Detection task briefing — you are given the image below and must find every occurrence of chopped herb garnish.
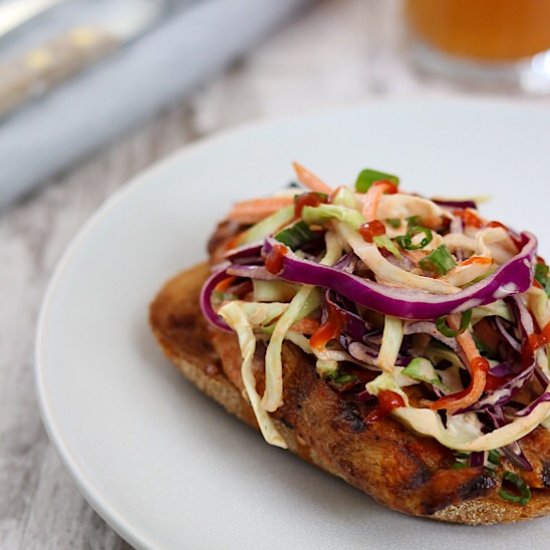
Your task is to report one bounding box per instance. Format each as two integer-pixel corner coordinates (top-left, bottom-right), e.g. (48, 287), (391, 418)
(419, 245), (457, 275)
(535, 262), (550, 296)
(326, 370), (359, 385)
(488, 450), (501, 466)
(395, 226), (433, 251)
(451, 461), (468, 469)
(498, 471), (531, 506)
(386, 218), (402, 229)
(333, 373), (359, 385)
(355, 168), (399, 193)
(406, 215), (421, 228)
(275, 221), (316, 250)
(436, 310), (473, 338)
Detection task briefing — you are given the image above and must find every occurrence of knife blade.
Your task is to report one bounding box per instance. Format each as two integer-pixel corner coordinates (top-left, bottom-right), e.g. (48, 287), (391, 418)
(0, 0), (174, 119)
(0, 0), (70, 39)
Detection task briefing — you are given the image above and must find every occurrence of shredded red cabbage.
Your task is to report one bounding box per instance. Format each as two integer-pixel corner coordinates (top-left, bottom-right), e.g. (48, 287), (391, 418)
(432, 198), (478, 210)
(261, 233), (536, 320)
(199, 264), (233, 332)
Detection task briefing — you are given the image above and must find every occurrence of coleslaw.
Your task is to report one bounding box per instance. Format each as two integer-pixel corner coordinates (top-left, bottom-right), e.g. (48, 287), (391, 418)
(200, 162), (550, 503)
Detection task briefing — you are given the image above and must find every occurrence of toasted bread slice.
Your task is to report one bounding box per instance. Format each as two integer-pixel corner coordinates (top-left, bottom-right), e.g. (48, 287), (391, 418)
(149, 263), (550, 525)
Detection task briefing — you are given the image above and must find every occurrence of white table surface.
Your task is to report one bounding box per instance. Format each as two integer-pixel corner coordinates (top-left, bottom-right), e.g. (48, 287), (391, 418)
(2, 0), (549, 548)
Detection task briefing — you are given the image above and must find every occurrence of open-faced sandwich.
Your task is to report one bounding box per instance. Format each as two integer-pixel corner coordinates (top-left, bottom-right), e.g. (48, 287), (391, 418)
(150, 163), (550, 524)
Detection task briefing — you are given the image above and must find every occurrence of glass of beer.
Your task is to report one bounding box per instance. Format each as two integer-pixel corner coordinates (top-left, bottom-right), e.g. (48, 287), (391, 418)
(405, 0), (550, 93)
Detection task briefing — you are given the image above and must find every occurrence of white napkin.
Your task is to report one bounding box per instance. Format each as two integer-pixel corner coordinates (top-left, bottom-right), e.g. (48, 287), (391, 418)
(0, 0), (311, 209)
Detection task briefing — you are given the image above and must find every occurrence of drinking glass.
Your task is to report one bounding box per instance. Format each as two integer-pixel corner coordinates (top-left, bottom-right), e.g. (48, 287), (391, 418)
(405, 0), (550, 93)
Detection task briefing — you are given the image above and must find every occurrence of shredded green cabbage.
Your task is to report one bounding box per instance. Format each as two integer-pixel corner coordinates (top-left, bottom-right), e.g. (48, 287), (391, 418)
(301, 204), (365, 230)
(262, 232), (342, 412)
(240, 205), (294, 245)
(377, 315), (403, 372)
(392, 397), (550, 452)
(218, 302), (287, 448)
(253, 280), (297, 302)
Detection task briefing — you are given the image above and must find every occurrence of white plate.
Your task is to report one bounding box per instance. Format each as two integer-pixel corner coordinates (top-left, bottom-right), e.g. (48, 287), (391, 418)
(36, 100), (550, 550)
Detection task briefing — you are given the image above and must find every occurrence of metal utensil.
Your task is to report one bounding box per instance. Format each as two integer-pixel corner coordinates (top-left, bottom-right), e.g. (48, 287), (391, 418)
(0, 0), (172, 119)
(0, 0), (69, 38)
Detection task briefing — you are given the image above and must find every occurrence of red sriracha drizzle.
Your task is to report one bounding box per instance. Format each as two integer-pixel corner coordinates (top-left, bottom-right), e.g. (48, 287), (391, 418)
(367, 390), (405, 423)
(520, 321), (550, 369)
(294, 192), (329, 218)
(484, 372), (511, 392)
(487, 220), (523, 251)
(265, 244), (288, 274)
(375, 180), (399, 194)
(528, 322), (550, 354)
(310, 303), (345, 351)
(454, 208), (483, 228)
(359, 219), (386, 243)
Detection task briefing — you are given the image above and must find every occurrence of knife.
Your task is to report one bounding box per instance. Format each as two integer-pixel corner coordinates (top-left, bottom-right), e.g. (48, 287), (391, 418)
(0, 0), (175, 119)
(0, 0), (70, 38)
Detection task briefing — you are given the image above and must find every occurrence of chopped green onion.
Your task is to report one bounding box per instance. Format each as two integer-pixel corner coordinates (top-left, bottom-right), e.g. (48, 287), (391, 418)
(436, 310), (473, 338)
(498, 471), (531, 506)
(419, 245), (457, 275)
(395, 226), (433, 251)
(535, 263), (550, 296)
(275, 221), (316, 250)
(355, 168), (399, 193)
(406, 215), (421, 227)
(451, 461), (468, 470)
(373, 234), (402, 259)
(386, 218), (401, 229)
(323, 368), (359, 385)
(316, 359), (338, 378)
(488, 450), (500, 466)
(332, 373), (359, 385)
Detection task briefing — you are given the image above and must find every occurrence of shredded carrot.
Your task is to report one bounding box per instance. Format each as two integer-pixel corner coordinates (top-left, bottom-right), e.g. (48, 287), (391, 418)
(290, 317), (320, 335)
(429, 315), (488, 413)
(459, 255), (492, 267)
(292, 162), (333, 194)
(362, 181), (398, 221)
(422, 215), (444, 230)
(225, 231), (248, 251)
(228, 196), (294, 224)
(214, 276), (237, 293)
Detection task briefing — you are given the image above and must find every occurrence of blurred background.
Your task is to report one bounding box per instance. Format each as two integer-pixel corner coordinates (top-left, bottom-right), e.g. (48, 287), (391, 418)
(2, 0), (550, 547)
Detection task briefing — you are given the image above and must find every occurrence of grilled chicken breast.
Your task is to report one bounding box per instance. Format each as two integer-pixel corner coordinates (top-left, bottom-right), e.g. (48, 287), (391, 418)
(150, 262), (550, 524)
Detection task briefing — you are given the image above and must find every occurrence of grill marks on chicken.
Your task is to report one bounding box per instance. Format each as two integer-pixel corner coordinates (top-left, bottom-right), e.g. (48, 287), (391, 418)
(209, 329), (499, 516)
(150, 262), (550, 523)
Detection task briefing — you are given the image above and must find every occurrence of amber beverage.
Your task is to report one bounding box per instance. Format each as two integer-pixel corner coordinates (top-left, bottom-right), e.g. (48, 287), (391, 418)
(405, 0), (550, 92)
